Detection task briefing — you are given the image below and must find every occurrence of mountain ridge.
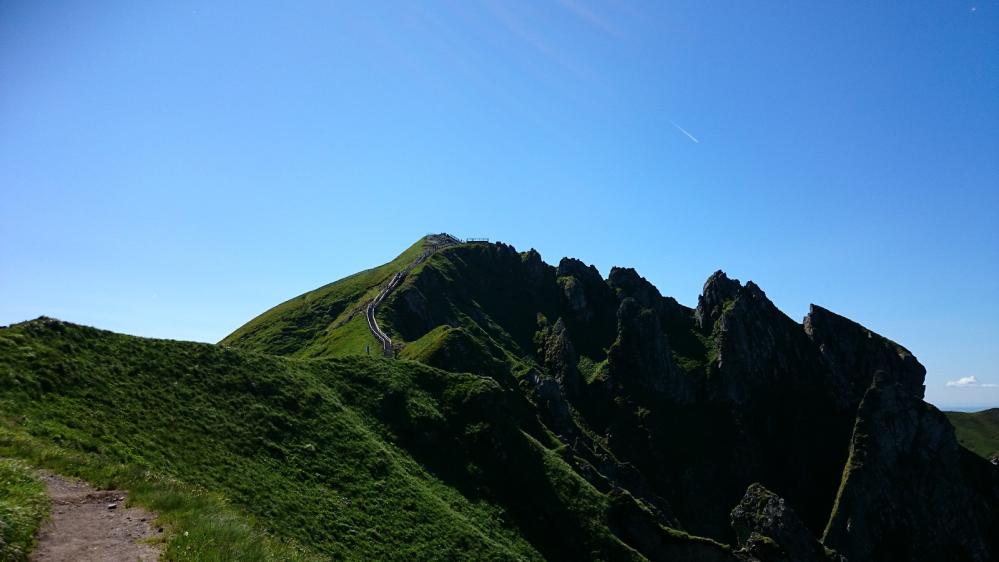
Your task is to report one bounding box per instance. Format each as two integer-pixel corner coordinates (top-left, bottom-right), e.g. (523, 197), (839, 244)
(3, 235), (996, 560)
(218, 235), (998, 560)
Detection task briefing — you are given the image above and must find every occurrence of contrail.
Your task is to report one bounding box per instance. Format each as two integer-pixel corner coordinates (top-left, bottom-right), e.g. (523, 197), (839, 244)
(670, 121), (700, 144)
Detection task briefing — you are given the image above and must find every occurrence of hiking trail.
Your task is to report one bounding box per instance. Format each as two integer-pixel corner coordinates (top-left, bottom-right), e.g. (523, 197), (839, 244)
(365, 233), (465, 357)
(31, 471), (161, 562)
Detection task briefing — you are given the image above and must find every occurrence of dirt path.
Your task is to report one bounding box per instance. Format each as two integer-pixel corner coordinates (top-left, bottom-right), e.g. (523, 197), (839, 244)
(31, 472), (162, 562)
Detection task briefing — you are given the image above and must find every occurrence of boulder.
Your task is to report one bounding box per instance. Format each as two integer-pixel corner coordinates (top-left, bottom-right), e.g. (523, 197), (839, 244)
(730, 483), (831, 562)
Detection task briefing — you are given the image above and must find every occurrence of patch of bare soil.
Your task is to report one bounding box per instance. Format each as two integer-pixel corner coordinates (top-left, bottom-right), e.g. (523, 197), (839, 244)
(30, 472), (162, 562)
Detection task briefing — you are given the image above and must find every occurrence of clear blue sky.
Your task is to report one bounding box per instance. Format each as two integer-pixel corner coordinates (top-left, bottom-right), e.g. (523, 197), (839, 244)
(2, 1), (997, 409)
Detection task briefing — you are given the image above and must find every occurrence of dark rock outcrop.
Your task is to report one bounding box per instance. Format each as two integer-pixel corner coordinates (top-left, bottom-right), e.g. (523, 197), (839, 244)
(605, 298), (691, 403)
(555, 257), (618, 357)
(556, 258), (606, 324)
(730, 483), (832, 562)
(535, 317), (581, 398)
(608, 267), (663, 310)
(805, 304), (925, 409)
(701, 274), (818, 405)
(529, 317), (582, 445)
(823, 372), (999, 562)
(695, 270), (742, 331)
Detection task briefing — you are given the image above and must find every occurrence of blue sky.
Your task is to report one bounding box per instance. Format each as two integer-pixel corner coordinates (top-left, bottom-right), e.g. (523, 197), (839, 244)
(2, 1), (997, 409)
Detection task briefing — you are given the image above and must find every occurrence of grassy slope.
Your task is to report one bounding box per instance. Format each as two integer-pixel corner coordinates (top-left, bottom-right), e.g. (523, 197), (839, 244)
(0, 458), (49, 561)
(220, 238), (428, 357)
(0, 319), (542, 560)
(223, 241), (556, 363)
(946, 409), (999, 459)
(0, 425), (315, 561)
(1, 318), (714, 560)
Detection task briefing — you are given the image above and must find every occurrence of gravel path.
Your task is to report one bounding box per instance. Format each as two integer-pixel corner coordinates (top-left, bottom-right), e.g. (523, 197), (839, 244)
(30, 472), (161, 562)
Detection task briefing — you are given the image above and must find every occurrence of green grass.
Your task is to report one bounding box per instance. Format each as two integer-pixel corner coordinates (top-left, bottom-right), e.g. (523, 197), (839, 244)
(2, 317), (739, 560)
(397, 325), (453, 360)
(299, 313), (379, 359)
(0, 318), (543, 560)
(0, 457), (49, 561)
(221, 237), (428, 356)
(0, 316), (735, 560)
(946, 409), (999, 459)
(0, 425), (311, 561)
(229, 240), (563, 365)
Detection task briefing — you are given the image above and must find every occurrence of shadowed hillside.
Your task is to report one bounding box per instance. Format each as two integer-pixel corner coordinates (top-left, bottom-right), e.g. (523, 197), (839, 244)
(224, 236), (999, 561)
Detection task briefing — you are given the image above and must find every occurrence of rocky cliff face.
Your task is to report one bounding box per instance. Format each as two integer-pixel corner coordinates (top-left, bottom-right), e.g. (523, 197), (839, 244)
(604, 296), (691, 402)
(224, 238), (999, 561)
(804, 304), (926, 410)
(822, 372), (999, 562)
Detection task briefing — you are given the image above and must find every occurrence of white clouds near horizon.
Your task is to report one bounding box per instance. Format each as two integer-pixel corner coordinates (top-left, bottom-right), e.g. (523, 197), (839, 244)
(946, 375), (997, 388)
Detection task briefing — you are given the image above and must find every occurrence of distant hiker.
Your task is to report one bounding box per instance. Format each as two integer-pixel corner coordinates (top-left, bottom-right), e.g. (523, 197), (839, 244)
(366, 344), (370, 355)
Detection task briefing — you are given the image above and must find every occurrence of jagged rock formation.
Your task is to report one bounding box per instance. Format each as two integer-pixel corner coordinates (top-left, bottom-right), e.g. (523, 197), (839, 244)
(222, 237), (999, 561)
(822, 372), (999, 562)
(731, 483), (836, 562)
(804, 304), (926, 409)
(535, 317), (581, 398)
(605, 296), (690, 401)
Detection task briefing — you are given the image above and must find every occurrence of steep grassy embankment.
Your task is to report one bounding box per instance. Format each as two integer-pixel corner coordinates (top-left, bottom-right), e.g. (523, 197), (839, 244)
(0, 319), (542, 559)
(947, 409), (999, 459)
(2, 318), (733, 560)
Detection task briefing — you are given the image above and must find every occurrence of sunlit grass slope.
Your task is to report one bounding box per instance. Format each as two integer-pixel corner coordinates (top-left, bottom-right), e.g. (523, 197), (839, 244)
(946, 409), (999, 459)
(220, 238), (427, 357)
(0, 318), (542, 560)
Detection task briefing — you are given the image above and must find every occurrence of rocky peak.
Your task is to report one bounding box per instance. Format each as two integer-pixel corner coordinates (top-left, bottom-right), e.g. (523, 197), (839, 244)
(608, 267), (663, 309)
(804, 304), (925, 408)
(520, 249), (551, 286)
(701, 275), (814, 404)
(696, 270), (743, 331)
(556, 258), (603, 319)
(556, 257), (603, 284)
(552, 257), (618, 357)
